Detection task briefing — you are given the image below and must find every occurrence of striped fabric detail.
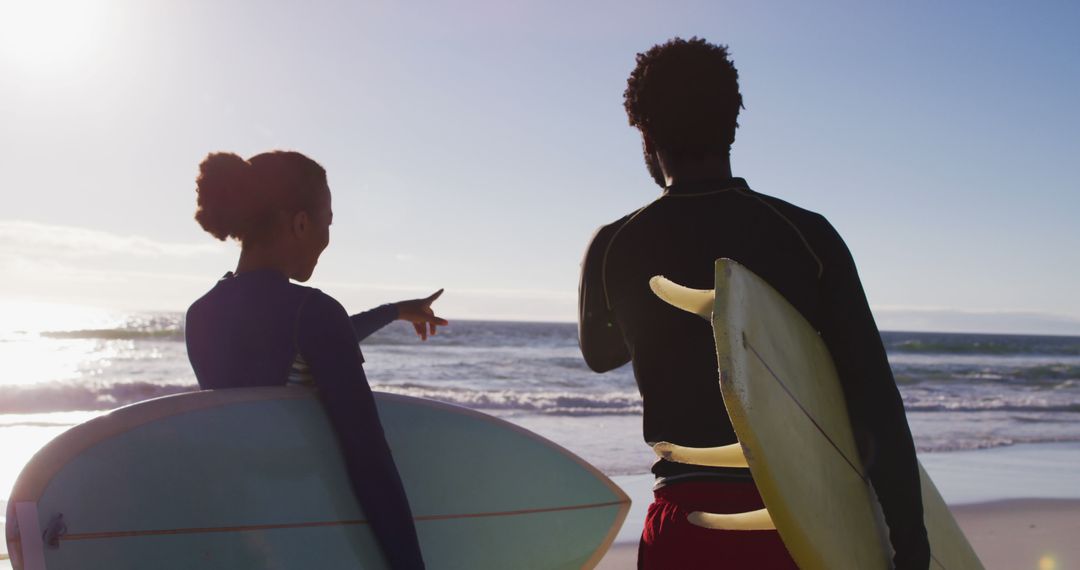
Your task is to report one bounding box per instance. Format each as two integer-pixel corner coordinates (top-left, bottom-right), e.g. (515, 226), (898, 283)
(286, 353), (315, 386)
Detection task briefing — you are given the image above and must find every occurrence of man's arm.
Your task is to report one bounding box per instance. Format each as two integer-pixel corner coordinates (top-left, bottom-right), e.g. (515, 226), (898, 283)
(815, 218), (929, 570)
(578, 224), (631, 372)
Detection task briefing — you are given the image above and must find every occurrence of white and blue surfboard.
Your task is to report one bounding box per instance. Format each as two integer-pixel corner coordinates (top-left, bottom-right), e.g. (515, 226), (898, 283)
(6, 388), (629, 569)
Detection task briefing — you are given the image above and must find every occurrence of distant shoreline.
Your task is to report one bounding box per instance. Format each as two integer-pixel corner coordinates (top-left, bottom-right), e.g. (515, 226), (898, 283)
(2, 298), (1080, 338)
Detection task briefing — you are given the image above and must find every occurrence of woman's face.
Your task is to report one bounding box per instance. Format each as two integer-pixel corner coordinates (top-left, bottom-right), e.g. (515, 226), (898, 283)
(292, 188), (332, 282)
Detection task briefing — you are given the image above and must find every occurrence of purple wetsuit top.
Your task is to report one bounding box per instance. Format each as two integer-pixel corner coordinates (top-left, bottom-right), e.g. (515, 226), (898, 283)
(185, 269), (425, 569)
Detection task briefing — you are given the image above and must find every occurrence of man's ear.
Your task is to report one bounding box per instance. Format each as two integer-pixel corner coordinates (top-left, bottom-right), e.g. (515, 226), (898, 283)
(292, 211), (309, 238)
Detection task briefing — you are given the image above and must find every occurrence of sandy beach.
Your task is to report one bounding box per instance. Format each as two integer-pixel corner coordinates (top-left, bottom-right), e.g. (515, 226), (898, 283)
(597, 498), (1080, 569)
(2, 499), (1075, 570)
(594, 444), (1080, 569)
(3, 445), (1080, 569)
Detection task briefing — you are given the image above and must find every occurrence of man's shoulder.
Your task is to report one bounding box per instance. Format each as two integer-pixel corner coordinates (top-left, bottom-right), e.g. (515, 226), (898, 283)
(745, 189), (847, 245)
(585, 210), (639, 253)
(746, 189), (828, 226)
(599, 210), (640, 234)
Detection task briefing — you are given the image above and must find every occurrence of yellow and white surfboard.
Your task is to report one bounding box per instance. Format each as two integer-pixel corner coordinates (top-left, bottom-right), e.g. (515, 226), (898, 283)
(650, 258), (982, 570)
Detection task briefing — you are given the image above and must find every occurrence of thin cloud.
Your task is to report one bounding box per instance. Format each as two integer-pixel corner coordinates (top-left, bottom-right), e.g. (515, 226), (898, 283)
(316, 278), (575, 301)
(0, 220), (227, 258)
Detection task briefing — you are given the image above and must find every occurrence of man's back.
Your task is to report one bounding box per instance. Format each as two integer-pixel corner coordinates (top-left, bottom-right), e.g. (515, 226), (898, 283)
(581, 177), (929, 566)
(581, 178), (839, 475)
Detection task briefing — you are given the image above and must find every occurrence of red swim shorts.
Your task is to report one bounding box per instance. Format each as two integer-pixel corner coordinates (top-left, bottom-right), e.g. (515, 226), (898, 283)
(638, 480), (798, 569)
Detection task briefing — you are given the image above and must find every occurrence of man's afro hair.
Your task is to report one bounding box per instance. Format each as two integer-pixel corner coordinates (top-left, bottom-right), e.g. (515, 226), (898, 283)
(624, 37), (743, 158)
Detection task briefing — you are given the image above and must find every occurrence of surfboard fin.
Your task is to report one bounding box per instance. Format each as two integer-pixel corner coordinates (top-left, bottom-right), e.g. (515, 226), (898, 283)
(652, 442), (748, 468)
(687, 508), (775, 531)
(649, 276), (715, 319)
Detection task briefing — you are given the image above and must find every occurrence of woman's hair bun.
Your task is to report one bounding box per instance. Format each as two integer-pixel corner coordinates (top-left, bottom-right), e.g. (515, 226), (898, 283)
(194, 150), (328, 243)
(194, 152), (252, 241)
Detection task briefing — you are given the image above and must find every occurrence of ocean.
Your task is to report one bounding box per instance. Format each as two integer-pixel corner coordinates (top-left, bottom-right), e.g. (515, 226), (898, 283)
(2, 306), (1080, 501)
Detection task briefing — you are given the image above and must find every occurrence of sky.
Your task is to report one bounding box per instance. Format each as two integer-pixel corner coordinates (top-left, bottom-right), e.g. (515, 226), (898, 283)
(1, 0), (1078, 334)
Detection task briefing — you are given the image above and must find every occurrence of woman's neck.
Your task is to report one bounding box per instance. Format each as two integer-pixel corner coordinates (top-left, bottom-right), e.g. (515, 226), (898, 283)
(235, 244), (293, 278)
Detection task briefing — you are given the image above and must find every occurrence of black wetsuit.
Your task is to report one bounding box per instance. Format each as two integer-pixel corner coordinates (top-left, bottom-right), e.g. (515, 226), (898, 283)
(579, 178), (930, 568)
(186, 269), (425, 570)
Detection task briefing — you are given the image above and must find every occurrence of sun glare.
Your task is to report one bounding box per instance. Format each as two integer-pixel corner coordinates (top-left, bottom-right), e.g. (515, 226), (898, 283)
(0, 300), (118, 387)
(0, 0), (107, 72)
(0, 300), (114, 334)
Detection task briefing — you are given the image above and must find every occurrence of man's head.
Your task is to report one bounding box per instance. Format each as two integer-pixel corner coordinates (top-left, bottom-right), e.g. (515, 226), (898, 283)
(624, 37), (743, 186)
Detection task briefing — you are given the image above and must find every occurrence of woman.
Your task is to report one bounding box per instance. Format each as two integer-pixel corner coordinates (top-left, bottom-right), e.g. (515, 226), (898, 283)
(185, 150), (443, 569)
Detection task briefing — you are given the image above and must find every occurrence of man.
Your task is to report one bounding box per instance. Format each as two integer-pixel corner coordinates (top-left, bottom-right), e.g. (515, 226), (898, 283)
(578, 37), (929, 569)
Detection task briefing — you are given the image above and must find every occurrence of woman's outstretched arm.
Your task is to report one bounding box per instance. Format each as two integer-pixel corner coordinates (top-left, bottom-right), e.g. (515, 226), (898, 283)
(350, 303), (399, 342)
(350, 289), (448, 342)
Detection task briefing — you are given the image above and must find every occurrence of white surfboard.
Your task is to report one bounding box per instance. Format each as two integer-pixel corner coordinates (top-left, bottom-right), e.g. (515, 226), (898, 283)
(5, 388), (629, 569)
